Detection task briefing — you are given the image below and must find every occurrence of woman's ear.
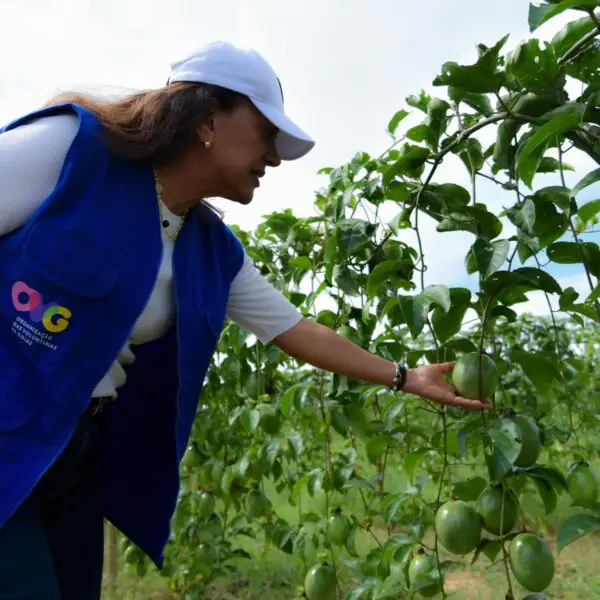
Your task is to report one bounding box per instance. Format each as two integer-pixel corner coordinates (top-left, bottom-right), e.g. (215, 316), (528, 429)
(197, 117), (215, 146)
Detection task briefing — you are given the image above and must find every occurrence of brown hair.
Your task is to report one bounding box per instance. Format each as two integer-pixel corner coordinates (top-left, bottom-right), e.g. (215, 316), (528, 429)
(43, 83), (246, 216)
(44, 82), (245, 165)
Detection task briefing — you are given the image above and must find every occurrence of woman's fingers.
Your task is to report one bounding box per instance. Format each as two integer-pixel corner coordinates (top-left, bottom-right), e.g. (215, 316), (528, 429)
(442, 392), (489, 411)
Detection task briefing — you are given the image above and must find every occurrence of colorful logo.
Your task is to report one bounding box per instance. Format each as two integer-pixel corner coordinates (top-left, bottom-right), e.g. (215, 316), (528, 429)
(11, 281), (72, 333)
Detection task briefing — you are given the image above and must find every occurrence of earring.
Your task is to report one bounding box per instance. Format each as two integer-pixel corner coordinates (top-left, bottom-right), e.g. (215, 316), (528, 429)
(204, 140), (212, 149)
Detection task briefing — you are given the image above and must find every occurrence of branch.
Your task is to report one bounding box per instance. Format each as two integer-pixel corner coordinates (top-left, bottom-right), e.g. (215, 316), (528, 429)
(558, 24), (600, 64)
(512, 112), (600, 165)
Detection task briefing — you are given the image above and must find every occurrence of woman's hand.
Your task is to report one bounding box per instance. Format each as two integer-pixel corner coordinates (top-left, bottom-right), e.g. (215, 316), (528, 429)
(274, 319), (490, 411)
(404, 362), (489, 411)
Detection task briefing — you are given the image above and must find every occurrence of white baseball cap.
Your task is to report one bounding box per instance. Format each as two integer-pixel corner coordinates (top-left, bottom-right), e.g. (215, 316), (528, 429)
(168, 41), (315, 161)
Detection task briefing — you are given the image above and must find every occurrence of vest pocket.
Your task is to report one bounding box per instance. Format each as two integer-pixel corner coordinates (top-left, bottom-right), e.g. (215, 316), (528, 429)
(7, 222), (118, 364)
(24, 222), (118, 298)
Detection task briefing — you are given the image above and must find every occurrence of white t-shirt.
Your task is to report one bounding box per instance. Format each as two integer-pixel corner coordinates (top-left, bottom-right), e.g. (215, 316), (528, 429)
(0, 113), (303, 398)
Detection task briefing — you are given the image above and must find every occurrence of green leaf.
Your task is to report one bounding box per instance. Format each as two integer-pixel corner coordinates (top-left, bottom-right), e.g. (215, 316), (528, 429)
(506, 38), (560, 90)
(239, 408), (260, 433)
(472, 538), (502, 565)
(529, 0), (600, 32)
(537, 156), (575, 173)
(531, 477), (558, 514)
(482, 270), (538, 296)
(571, 167), (600, 198)
(548, 241), (593, 265)
(567, 43), (600, 84)
(261, 439), (281, 466)
(404, 449), (430, 479)
(517, 112), (581, 188)
(579, 198), (600, 222)
(467, 238), (510, 278)
(481, 420), (523, 480)
(345, 527), (359, 558)
(508, 198), (536, 234)
(383, 398), (406, 431)
(533, 186), (572, 212)
(333, 265), (364, 296)
(406, 90), (431, 113)
(383, 494), (411, 524)
(366, 260), (413, 299)
(386, 181), (411, 203)
(451, 89), (493, 115)
(453, 476), (488, 502)
(436, 206), (502, 241)
(422, 183), (471, 212)
(383, 146), (431, 185)
(306, 469), (324, 497)
(336, 219), (377, 256)
(557, 513), (600, 553)
(511, 350), (561, 395)
(399, 286), (450, 338)
(406, 124), (434, 145)
(513, 267), (562, 294)
(344, 401), (373, 439)
(366, 436), (390, 465)
(398, 296), (431, 339)
(421, 285), (451, 313)
(431, 287), (471, 343)
(433, 35), (509, 93)
(289, 255), (312, 270)
(457, 421), (482, 457)
(551, 16), (596, 57)
(287, 433), (304, 460)
(527, 465), (568, 491)
(387, 109), (410, 136)
(459, 138), (485, 175)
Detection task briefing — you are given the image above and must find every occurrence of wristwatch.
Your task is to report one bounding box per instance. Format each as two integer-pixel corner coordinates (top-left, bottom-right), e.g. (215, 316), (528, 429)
(391, 363), (408, 392)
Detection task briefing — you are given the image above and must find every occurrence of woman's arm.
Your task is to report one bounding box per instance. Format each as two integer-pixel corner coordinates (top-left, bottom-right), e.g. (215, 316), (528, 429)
(273, 318), (489, 411)
(226, 264), (489, 411)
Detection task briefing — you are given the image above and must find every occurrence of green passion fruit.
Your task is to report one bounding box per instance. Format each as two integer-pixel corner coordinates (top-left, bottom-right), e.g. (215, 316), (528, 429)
(435, 500), (481, 555)
(509, 533), (554, 592)
(477, 486), (518, 536)
(452, 353), (499, 400)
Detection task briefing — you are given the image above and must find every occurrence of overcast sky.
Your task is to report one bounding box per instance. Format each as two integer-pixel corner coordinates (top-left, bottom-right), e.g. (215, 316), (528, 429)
(1, 0), (598, 317)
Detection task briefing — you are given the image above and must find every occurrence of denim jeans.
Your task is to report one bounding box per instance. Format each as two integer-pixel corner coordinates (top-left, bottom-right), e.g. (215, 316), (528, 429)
(0, 409), (104, 599)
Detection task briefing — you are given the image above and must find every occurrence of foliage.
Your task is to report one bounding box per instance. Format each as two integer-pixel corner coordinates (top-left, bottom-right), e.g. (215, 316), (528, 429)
(122, 2), (600, 598)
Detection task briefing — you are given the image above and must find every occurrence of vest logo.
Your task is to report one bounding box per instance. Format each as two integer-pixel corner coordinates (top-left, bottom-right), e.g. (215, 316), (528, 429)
(11, 281), (72, 333)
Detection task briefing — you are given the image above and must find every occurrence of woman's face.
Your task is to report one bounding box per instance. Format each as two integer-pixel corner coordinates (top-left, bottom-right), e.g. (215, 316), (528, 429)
(202, 98), (282, 204)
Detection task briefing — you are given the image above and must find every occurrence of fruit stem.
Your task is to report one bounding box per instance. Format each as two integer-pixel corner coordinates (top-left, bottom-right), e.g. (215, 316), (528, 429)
(499, 484), (515, 599)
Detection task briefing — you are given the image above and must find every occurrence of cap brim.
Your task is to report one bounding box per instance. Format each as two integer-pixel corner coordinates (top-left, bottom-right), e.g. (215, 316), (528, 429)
(250, 99), (315, 161)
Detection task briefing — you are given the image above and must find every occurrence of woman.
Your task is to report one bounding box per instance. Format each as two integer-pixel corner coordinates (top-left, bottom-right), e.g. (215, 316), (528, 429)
(0, 41), (488, 599)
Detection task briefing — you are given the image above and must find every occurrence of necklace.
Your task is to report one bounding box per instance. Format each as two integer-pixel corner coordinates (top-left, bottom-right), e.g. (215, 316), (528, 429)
(153, 167), (189, 242)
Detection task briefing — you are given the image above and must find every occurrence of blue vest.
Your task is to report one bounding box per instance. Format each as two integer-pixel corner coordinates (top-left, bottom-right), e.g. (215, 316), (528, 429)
(0, 104), (244, 566)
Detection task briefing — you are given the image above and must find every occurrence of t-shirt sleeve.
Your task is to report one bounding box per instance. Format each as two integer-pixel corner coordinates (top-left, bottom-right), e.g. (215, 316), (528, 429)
(0, 113), (79, 237)
(226, 253), (304, 344)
